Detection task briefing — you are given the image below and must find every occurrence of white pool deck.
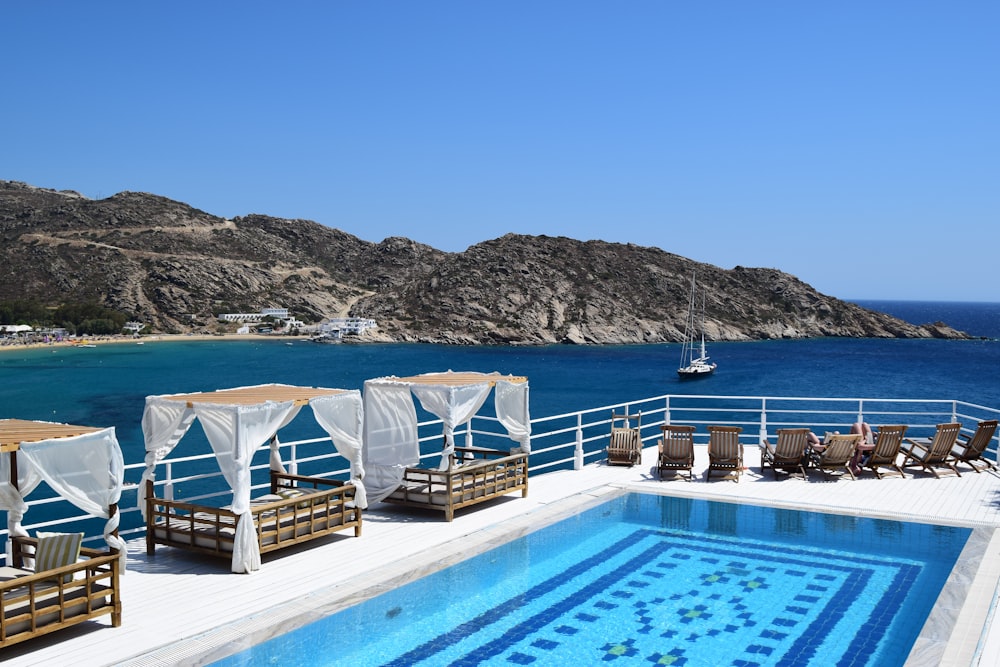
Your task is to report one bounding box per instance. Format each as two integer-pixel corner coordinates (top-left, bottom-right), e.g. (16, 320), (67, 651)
(6, 444), (1000, 667)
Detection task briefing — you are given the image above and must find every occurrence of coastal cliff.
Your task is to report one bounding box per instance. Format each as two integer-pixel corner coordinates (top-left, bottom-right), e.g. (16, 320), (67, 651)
(0, 181), (967, 344)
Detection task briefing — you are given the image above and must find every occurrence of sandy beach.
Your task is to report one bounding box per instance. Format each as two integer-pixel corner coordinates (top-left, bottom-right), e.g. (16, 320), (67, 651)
(0, 332), (289, 353)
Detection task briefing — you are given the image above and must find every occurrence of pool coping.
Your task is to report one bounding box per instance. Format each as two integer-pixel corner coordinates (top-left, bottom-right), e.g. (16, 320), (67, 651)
(152, 482), (997, 667)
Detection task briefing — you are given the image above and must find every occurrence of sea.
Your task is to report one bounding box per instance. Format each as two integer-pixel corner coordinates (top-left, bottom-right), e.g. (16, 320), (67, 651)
(1, 300), (998, 469)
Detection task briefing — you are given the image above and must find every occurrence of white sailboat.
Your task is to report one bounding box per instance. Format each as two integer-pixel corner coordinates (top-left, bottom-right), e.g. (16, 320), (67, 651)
(677, 274), (716, 379)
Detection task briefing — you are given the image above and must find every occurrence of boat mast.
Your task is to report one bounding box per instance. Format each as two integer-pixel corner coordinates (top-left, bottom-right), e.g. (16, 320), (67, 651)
(698, 287), (708, 362)
(680, 273), (697, 367)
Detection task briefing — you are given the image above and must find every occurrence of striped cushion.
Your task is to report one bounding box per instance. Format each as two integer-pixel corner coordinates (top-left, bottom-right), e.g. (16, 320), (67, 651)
(277, 487), (310, 509)
(35, 532), (83, 583)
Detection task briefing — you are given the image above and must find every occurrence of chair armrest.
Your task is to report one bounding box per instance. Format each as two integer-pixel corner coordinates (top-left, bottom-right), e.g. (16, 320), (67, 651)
(904, 437), (932, 453)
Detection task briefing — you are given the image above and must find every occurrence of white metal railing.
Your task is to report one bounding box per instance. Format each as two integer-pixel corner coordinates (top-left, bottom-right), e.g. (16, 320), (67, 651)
(5, 394), (1000, 559)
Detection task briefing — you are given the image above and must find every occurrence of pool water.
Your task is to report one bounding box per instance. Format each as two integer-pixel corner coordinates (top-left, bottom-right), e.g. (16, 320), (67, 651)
(213, 494), (970, 666)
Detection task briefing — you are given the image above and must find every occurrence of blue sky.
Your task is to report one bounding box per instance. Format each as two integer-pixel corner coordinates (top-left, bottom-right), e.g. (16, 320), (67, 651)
(4, 3), (997, 301)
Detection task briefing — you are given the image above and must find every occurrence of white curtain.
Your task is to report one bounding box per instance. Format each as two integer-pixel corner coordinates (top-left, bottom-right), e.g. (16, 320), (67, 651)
(19, 428), (127, 569)
(495, 380), (532, 453)
(363, 380), (419, 503)
(268, 403), (304, 474)
(411, 382), (492, 469)
(310, 391), (367, 509)
(138, 395), (196, 519)
(193, 400), (297, 574)
(0, 451), (42, 563)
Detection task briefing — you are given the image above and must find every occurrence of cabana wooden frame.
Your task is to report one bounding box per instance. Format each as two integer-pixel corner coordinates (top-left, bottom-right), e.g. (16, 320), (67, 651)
(140, 384), (363, 573)
(0, 419), (122, 648)
(364, 371), (530, 522)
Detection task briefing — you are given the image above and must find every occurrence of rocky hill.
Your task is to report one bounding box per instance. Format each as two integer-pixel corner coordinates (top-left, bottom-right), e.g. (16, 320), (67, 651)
(0, 180), (966, 344)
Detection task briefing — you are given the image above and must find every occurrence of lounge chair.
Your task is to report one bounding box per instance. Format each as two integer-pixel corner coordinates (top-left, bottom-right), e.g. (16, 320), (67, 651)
(860, 424), (908, 479)
(607, 412), (642, 467)
(949, 420), (998, 473)
(706, 425), (743, 482)
(760, 428), (810, 478)
(901, 422), (963, 478)
(658, 424), (696, 481)
(809, 433), (862, 480)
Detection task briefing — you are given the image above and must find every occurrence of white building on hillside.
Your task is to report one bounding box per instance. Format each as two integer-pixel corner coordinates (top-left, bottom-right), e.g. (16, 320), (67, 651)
(323, 317), (377, 335)
(217, 307), (291, 324)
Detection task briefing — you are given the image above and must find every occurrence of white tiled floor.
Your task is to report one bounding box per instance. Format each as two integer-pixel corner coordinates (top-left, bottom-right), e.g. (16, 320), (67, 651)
(5, 445), (1000, 666)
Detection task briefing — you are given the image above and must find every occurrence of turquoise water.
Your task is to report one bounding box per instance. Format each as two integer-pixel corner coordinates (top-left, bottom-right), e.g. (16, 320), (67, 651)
(212, 493), (970, 667)
(2, 335), (999, 457)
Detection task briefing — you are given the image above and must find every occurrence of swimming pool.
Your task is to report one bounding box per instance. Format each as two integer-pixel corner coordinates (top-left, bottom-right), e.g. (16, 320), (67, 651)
(211, 493), (970, 666)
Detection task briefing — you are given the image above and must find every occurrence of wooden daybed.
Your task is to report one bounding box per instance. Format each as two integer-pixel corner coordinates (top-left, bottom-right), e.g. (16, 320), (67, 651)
(139, 384), (366, 573)
(1, 536), (121, 648)
(384, 445), (528, 522)
(0, 419), (125, 648)
(146, 470), (360, 559)
(364, 371), (531, 521)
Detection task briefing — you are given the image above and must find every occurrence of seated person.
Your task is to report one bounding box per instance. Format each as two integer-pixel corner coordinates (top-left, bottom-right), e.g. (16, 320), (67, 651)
(850, 422), (875, 472)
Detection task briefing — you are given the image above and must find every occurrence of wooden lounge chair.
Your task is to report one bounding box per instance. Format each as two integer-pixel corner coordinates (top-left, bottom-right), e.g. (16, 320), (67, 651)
(949, 420), (998, 473)
(607, 412), (642, 467)
(860, 424), (908, 479)
(809, 433), (862, 480)
(658, 424), (696, 481)
(760, 428), (810, 478)
(706, 425), (743, 482)
(901, 422), (962, 478)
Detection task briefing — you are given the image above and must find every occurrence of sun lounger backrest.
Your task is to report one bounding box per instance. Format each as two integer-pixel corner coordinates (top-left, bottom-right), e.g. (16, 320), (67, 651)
(871, 425), (907, 462)
(820, 433), (861, 465)
(928, 423), (962, 460)
(773, 429), (810, 460)
(661, 425), (695, 460)
(960, 420), (998, 457)
(707, 426), (742, 463)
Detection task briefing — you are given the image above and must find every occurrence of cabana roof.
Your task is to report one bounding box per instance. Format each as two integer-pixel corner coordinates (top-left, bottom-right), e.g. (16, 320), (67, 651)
(372, 371), (527, 386)
(0, 418), (103, 452)
(159, 383), (348, 407)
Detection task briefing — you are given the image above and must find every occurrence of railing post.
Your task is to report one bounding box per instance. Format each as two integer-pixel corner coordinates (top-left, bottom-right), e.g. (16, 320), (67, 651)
(857, 399), (865, 426)
(574, 413), (584, 470)
(164, 462), (174, 501)
(665, 396), (671, 425)
(289, 442), (298, 477)
(759, 398), (768, 445)
(465, 421), (474, 449)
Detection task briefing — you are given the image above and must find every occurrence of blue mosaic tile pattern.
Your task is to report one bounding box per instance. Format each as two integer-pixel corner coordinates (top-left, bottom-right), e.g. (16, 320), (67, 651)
(381, 528), (921, 666)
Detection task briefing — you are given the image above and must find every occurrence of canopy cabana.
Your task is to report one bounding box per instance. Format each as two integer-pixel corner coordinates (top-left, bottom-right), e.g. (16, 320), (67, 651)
(362, 371), (530, 504)
(0, 418), (126, 565)
(138, 383), (365, 573)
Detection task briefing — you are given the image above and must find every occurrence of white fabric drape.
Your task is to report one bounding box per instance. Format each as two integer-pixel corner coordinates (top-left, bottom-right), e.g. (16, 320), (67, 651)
(310, 391), (367, 509)
(138, 395), (196, 519)
(19, 428), (127, 568)
(267, 404), (304, 474)
(495, 380), (532, 453)
(411, 382), (492, 469)
(363, 381), (418, 503)
(0, 451), (42, 562)
(193, 400), (297, 574)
